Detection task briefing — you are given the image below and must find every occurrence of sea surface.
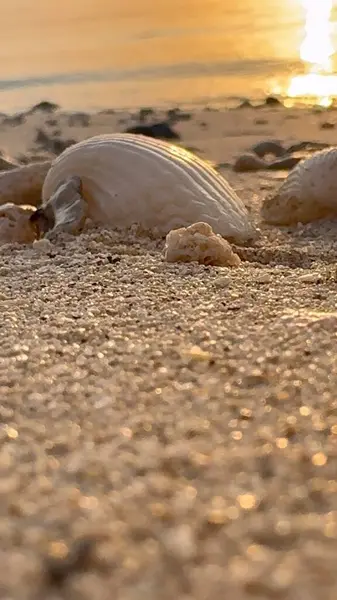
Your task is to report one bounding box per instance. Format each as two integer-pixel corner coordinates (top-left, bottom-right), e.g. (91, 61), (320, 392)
(1, 0), (337, 112)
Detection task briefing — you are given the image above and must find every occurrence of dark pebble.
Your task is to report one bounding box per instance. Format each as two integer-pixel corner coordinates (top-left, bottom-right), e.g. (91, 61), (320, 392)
(251, 140), (286, 158)
(125, 121), (180, 140)
(35, 128), (76, 154)
(287, 141), (330, 153)
(320, 121), (335, 129)
(264, 96), (283, 107)
(30, 101), (59, 113)
(167, 108), (192, 122)
(138, 107), (155, 122)
(267, 156), (302, 170)
(236, 99), (254, 109)
(2, 113), (26, 126)
(68, 112), (91, 127)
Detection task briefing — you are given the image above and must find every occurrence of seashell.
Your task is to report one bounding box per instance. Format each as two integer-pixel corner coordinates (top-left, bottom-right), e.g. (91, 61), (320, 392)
(31, 176), (87, 240)
(262, 147), (337, 225)
(0, 161), (51, 207)
(41, 133), (257, 243)
(0, 203), (36, 244)
(164, 221), (241, 267)
(0, 155), (19, 171)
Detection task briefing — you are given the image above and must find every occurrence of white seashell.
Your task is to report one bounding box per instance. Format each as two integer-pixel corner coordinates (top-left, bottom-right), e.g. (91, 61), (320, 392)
(0, 161), (51, 207)
(262, 147), (337, 225)
(42, 134), (256, 243)
(164, 221), (241, 266)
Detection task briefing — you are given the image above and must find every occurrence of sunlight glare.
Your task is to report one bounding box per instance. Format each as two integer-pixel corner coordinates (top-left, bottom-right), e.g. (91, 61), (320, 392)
(286, 0), (337, 106)
(300, 0), (334, 71)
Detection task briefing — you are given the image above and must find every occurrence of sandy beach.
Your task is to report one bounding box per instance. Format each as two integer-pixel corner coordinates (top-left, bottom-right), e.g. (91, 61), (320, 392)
(1, 102), (337, 599)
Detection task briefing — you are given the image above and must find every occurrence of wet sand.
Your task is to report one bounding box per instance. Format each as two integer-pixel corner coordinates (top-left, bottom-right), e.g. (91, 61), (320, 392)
(1, 102), (337, 599)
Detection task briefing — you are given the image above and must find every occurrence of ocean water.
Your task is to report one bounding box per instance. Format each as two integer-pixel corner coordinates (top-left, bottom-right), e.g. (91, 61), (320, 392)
(1, 0), (337, 112)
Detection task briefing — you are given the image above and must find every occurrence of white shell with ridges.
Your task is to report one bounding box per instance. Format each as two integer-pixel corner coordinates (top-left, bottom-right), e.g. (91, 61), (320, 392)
(42, 134), (256, 243)
(262, 147), (337, 225)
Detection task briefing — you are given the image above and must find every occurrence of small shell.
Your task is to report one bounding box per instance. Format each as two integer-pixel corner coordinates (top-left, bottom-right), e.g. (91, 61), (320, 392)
(262, 147), (337, 225)
(42, 134), (257, 244)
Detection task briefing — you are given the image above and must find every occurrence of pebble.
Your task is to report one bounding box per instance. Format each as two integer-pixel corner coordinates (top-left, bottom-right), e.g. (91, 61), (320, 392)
(32, 238), (53, 252)
(213, 275), (231, 288)
(299, 273), (322, 284)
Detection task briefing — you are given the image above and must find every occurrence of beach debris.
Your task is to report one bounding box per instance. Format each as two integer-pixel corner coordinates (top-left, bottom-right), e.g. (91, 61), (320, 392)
(0, 154), (19, 171)
(0, 203), (36, 244)
(264, 96), (283, 107)
(68, 112), (91, 127)
(320, 121), (335, 130)
(234, 152), (302, 173)
(138, 107), (155, 122)
(236, 99), (254, 109)
(234, 153), (266, 172)
(35, 128), (77, 155)
(124, 121), (180, 140)
(286, 141), (330, 153)
(39, 133), (257, 243)
(250, 140), (286, 159)
(0, 161), (51, 207)
(2, 113), (26, 126)
(233, 138), (330, 173)
(254, 118), (268, 125)
(262, 147), (337, 225)
(164, 222), (241, 267)
(29, 101), (59, 113)
(267, 156), (302, 171)
(166, 108), (192, 122)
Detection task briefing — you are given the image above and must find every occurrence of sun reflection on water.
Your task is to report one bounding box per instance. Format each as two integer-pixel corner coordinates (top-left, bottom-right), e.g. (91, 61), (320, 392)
(275, 0), (337, 106)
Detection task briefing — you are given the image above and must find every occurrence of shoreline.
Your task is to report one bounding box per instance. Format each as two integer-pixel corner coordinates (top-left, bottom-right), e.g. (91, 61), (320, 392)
(1, 91), (337, 119)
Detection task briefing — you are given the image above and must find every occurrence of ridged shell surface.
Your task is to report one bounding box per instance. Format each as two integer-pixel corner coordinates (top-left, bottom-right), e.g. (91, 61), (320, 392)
(42, 134), (256, 243)
(262, 147), (337, 225)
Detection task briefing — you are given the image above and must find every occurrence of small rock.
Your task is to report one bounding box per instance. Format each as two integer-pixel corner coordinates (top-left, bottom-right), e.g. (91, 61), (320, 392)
(125, 121), (180, 140)
(30, 101), (59, 113)
(264, 96), (283, 107)
(2, 113), (25, 126)
(267, 156), (302, 171)
(299, 273), (322, 284)
(256, 273), (272, 284)
(33, 238), (53, 252)
(68, 112), (91, 127)
(214, 276), (231, 288)
(167, 108), (192, 122)
(320, 121), (335, 129)
(138, 107), (155, 122)
(233, 153), (266, 172)
(237, 99), (253, 109)
(251, 140), (286, 158)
